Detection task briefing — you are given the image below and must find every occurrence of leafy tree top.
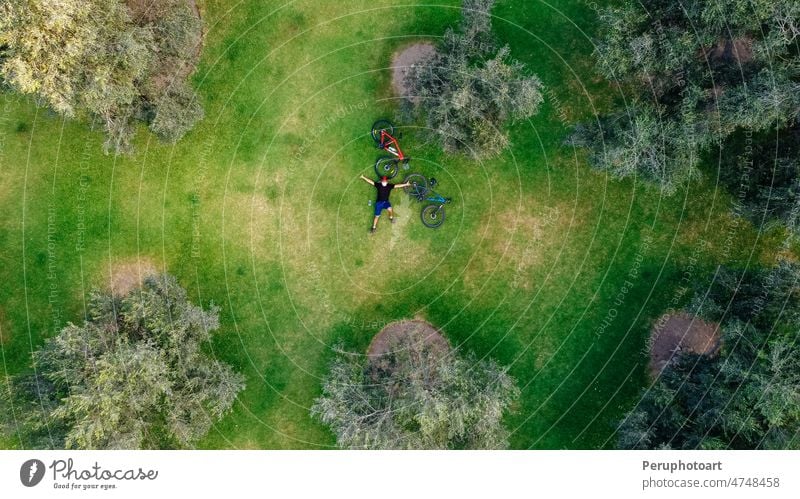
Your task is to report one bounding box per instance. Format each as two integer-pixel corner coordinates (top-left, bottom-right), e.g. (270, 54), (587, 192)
(618, 261), (800, 450)
(404, 0), (543, 158)
(312, 328), (519, 449)
(1, 273), (244, 449)
(575, 0), (800, 193)
(0, 0), (204, 152)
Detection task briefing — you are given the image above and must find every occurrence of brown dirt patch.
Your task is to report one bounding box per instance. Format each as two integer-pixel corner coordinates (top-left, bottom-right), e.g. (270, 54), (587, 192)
(367, 319), (450, 364)
(105, 258), (159, 297)
(390, 43), (438, 103)
(649, 312), (721, 378)
(708, 37), (754, 64)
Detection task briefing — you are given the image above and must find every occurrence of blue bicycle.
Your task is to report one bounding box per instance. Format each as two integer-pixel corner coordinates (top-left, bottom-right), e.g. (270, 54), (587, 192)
(403, 173), (451, 228)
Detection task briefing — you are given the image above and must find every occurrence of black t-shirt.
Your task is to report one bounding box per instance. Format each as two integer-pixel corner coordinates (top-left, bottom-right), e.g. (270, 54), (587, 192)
(375, 182), (394, 202)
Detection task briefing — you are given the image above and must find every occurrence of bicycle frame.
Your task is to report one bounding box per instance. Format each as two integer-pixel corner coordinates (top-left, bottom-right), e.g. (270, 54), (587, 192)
(378, 130), (406, 161)
(423, 192), (449, 205)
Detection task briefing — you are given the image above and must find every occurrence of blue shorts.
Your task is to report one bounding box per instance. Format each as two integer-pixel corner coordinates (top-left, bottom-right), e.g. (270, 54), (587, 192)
(374, 200), (391, 216)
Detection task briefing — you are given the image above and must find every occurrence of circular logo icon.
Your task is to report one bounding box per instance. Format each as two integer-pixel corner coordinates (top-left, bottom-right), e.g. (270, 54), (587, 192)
(20, 459), (45, 487)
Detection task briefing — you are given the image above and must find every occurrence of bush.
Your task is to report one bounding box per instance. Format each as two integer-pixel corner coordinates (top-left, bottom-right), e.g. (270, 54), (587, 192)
(569, 99), (706, 193)
(617, 262), (800, 449)
(311, 333), (519, 449)
(404, 0), (543, 158)
(0, 0), (205, 152)
(149, 81), (204, 143)
(578, 0), (800, 196)
(0, 274), (245, 449)
(715, 127), (800, 235)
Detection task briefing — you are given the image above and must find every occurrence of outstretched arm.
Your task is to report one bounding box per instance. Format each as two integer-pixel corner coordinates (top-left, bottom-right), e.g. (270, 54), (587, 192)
(360, 175), (374, 185)
(395, 182), (411, 188)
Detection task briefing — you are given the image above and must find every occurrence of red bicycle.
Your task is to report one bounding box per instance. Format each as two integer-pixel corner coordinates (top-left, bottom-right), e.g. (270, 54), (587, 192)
(371, 119), (409, 179)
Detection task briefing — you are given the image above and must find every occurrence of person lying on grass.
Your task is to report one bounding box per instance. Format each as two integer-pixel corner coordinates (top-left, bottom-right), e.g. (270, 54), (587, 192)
(360, 175), (411, 233)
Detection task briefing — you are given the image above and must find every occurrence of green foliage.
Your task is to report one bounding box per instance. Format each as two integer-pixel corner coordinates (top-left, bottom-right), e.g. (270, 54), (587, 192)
(570, 99), (706, 192)
(715, 127), (800, 235)
(0, 274), (245, 449)
(404, 0), (543, 158)
(311, 332), (519, 449)
(617, 262), (800, 449)
(149, 80), (204, 143)
(578, 0), (800, 194)
(0, 0), (204, 152)
(0, 0), (152, 152)
(137, 0), (204, 142)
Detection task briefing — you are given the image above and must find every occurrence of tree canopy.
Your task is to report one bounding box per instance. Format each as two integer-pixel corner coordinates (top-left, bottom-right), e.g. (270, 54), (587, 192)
(311, 330), (519, 449)
(0, 274), (245, 449)
(404, 0), (543, 158)
(617, 261), (800, 449)
(0, 0), (204, 152)
(573, 0), (800, 193)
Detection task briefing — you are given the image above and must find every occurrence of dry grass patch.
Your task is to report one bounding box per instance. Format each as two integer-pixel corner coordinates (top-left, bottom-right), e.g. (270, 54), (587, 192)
(463, 205), (571, 291)
(223, 192), (282, 259)
(103, 257), (160, 297)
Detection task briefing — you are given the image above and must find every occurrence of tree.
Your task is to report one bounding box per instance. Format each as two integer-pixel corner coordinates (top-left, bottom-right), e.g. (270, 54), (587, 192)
(716, 127), (800, 236)
(569, 99), (706, 192)
(311, 333), (519, 449)
(617, 261), (800, 449)
(404, 0), (543, 158)
(0, 0), (204, 152)
(0, 274), (245, 449)
(575, 0), (800, 193)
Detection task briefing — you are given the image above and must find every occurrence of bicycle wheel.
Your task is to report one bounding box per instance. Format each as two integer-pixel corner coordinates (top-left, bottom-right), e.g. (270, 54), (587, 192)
(374, 155), (399, 179)
(421, 204), (445, 228)
(371, 119), (394, 143)
(403, 173), (428, 200)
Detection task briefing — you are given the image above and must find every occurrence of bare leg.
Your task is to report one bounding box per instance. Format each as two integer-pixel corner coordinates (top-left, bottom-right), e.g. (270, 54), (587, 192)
(372, 215), (380, 229)
(387, 207), (395, 222)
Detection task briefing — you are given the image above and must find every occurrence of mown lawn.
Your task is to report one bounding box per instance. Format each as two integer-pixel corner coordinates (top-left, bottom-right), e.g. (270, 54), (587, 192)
(0, 0), (786, 449)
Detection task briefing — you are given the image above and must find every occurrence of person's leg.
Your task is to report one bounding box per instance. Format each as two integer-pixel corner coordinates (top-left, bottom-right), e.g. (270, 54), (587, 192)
(371, 202), (382, 233)
(387, 206), (395, 223)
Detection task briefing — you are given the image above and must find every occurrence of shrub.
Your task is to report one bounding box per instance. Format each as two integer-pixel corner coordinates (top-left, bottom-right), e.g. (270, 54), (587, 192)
(578, 0), (800, 195)
(0, 0), (205, 152)
(0, 274), (245, 449)
(715, 127), (800, 235)
(617, 262), (800, 449)
(149, 80), (204, 143)
(312, 333), (519, 449)
(404, 0), (543, 158)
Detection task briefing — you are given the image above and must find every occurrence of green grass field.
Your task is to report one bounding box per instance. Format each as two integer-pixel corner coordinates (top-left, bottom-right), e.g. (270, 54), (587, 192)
(0, 0), (787, 449)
